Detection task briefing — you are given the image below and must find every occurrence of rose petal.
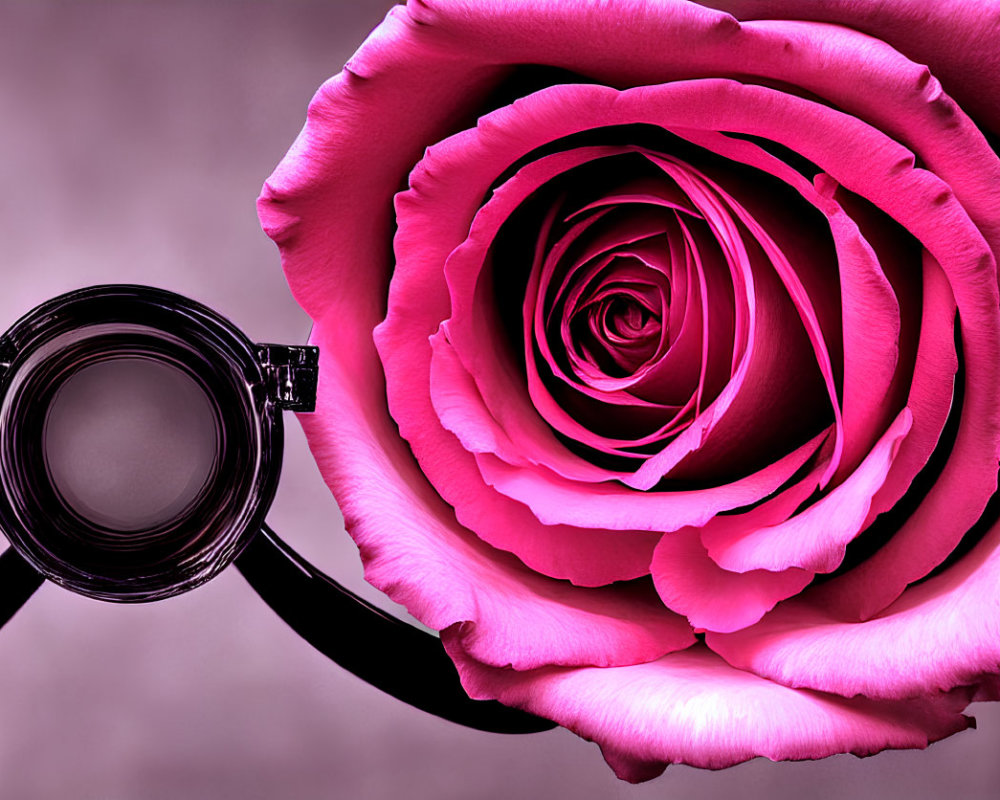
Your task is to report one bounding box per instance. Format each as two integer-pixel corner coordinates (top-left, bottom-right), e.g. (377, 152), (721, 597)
(705, 408), (912, 574)
(258, 4), (506, 321)
(610, 228), (726, 407)
(443, 640), (975, 781)
(648, 129), (956, 615)
(428, 145), (666, 477)
(397, 84), (834, 488)
(528, 207), (712, 449)
(707, 511), (1000, 701)
(564, 255), (671, 385)
(651, 529), (813, 633)
(700, 0), (1000, 135)
(628, 154), (836, 487)
(477, 429), (825, 533)
(528, 203), (690, 443)
(428, 328), (663, 586)
(298, 335), (692, 668)
(682, 81), (1000, 610)
(260, 2), (1000, 755)
(539, 78), (998, 608)
(672, 129), (904, 480)
(812, 255), (960, 619)
(405, 0), (1000, 263)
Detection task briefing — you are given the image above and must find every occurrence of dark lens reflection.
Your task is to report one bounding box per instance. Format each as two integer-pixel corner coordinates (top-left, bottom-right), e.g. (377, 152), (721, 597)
(43, 358), (219, 532)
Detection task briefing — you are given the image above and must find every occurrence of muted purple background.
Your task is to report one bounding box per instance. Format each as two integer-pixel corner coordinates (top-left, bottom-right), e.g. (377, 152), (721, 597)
(0, 2), (998, 798)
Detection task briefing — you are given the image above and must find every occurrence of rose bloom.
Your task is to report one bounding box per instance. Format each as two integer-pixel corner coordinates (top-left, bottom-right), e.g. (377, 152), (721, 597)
(258, 0), (1000, 782)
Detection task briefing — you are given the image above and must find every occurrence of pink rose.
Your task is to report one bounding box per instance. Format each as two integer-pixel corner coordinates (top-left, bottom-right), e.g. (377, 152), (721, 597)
(258, 0), (1000, 782)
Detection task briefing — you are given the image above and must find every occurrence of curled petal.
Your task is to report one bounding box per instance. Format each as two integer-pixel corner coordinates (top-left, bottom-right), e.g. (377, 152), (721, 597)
(707, 513), (1000, 701)
(705, 408), (912, 574)
(477, 428), (824, 533)
(651, 530), (813, 633)
(428, 329), (662, 585)
(813, 255), (959, 618)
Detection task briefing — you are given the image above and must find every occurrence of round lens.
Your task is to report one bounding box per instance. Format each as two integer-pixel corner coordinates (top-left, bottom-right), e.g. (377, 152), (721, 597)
(0, 286), (288, 602)
(43, 358), (220, 532)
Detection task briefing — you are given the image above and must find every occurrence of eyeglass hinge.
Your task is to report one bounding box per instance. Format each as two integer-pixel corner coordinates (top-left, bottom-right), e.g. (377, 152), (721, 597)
(256, 344), (319, 412)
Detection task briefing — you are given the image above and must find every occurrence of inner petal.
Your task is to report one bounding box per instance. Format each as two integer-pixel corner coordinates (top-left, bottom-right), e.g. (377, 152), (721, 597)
(570, 262), (668, 377)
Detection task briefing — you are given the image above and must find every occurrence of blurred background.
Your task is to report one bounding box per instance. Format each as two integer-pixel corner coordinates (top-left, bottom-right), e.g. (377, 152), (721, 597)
(0, 1), (997, 798)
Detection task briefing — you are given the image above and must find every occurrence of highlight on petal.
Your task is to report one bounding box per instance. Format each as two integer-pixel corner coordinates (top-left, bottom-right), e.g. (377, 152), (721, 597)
(444, 642), (974, 782)
(476, 430), (823, 533)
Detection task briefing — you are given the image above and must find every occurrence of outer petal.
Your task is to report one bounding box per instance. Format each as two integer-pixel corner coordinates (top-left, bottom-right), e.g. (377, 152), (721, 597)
(300, 336), (694, 670)
(707, 514), (1000, 701)
(443, 642), (975, 782)
(700, 0), (1000, 134)
(259, 4), (504, 322)
(406, 0), (1000, 264)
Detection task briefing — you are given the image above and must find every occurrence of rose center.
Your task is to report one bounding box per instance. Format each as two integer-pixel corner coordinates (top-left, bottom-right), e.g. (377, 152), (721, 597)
(601, 294), (660, 341)
(574, 286), (664, 376)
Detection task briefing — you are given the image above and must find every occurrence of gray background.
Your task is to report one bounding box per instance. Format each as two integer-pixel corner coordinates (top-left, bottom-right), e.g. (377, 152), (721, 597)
(0, 1), (997, 797)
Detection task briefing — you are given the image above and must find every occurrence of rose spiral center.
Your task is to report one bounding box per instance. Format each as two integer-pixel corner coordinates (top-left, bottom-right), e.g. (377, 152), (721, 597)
(569, 260), (668, 378)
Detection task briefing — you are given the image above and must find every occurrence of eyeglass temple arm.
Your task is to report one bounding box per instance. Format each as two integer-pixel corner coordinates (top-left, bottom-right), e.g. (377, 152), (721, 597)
(234, 524), (556, 735)
(0, 531), (555, 734)
(0, 546), (44, 628)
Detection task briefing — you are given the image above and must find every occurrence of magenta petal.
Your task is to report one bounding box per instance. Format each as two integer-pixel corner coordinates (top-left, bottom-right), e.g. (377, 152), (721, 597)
(301, 332), (692, 668)
(478, 429), (824, 532)
(526, 224), (702, 452)
(258, 5), (506, 323)
(707, 409), (911, 574)
(439, 144), (666, 475)
(444, 576), (695, 672)
(813, 257), (959, 618)
(379, 298), (661, 586)
(443, 640), (974, 781)
(427, 329), (662, 586)
(609, 77), (998, 601)
(651, 530), (813, 634)
(677, 130), (900, 481)
(702, 0), (1000, 134)
(814, 175), (904, 480)
(618, 225), (720, 407)
(810, 255), (958, 620)
(405, 0), (1000, 260)
(707, 515), (1000, 701)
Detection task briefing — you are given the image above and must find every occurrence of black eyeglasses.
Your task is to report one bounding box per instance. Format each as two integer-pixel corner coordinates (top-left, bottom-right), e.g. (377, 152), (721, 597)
(0, 284), (553, 735)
